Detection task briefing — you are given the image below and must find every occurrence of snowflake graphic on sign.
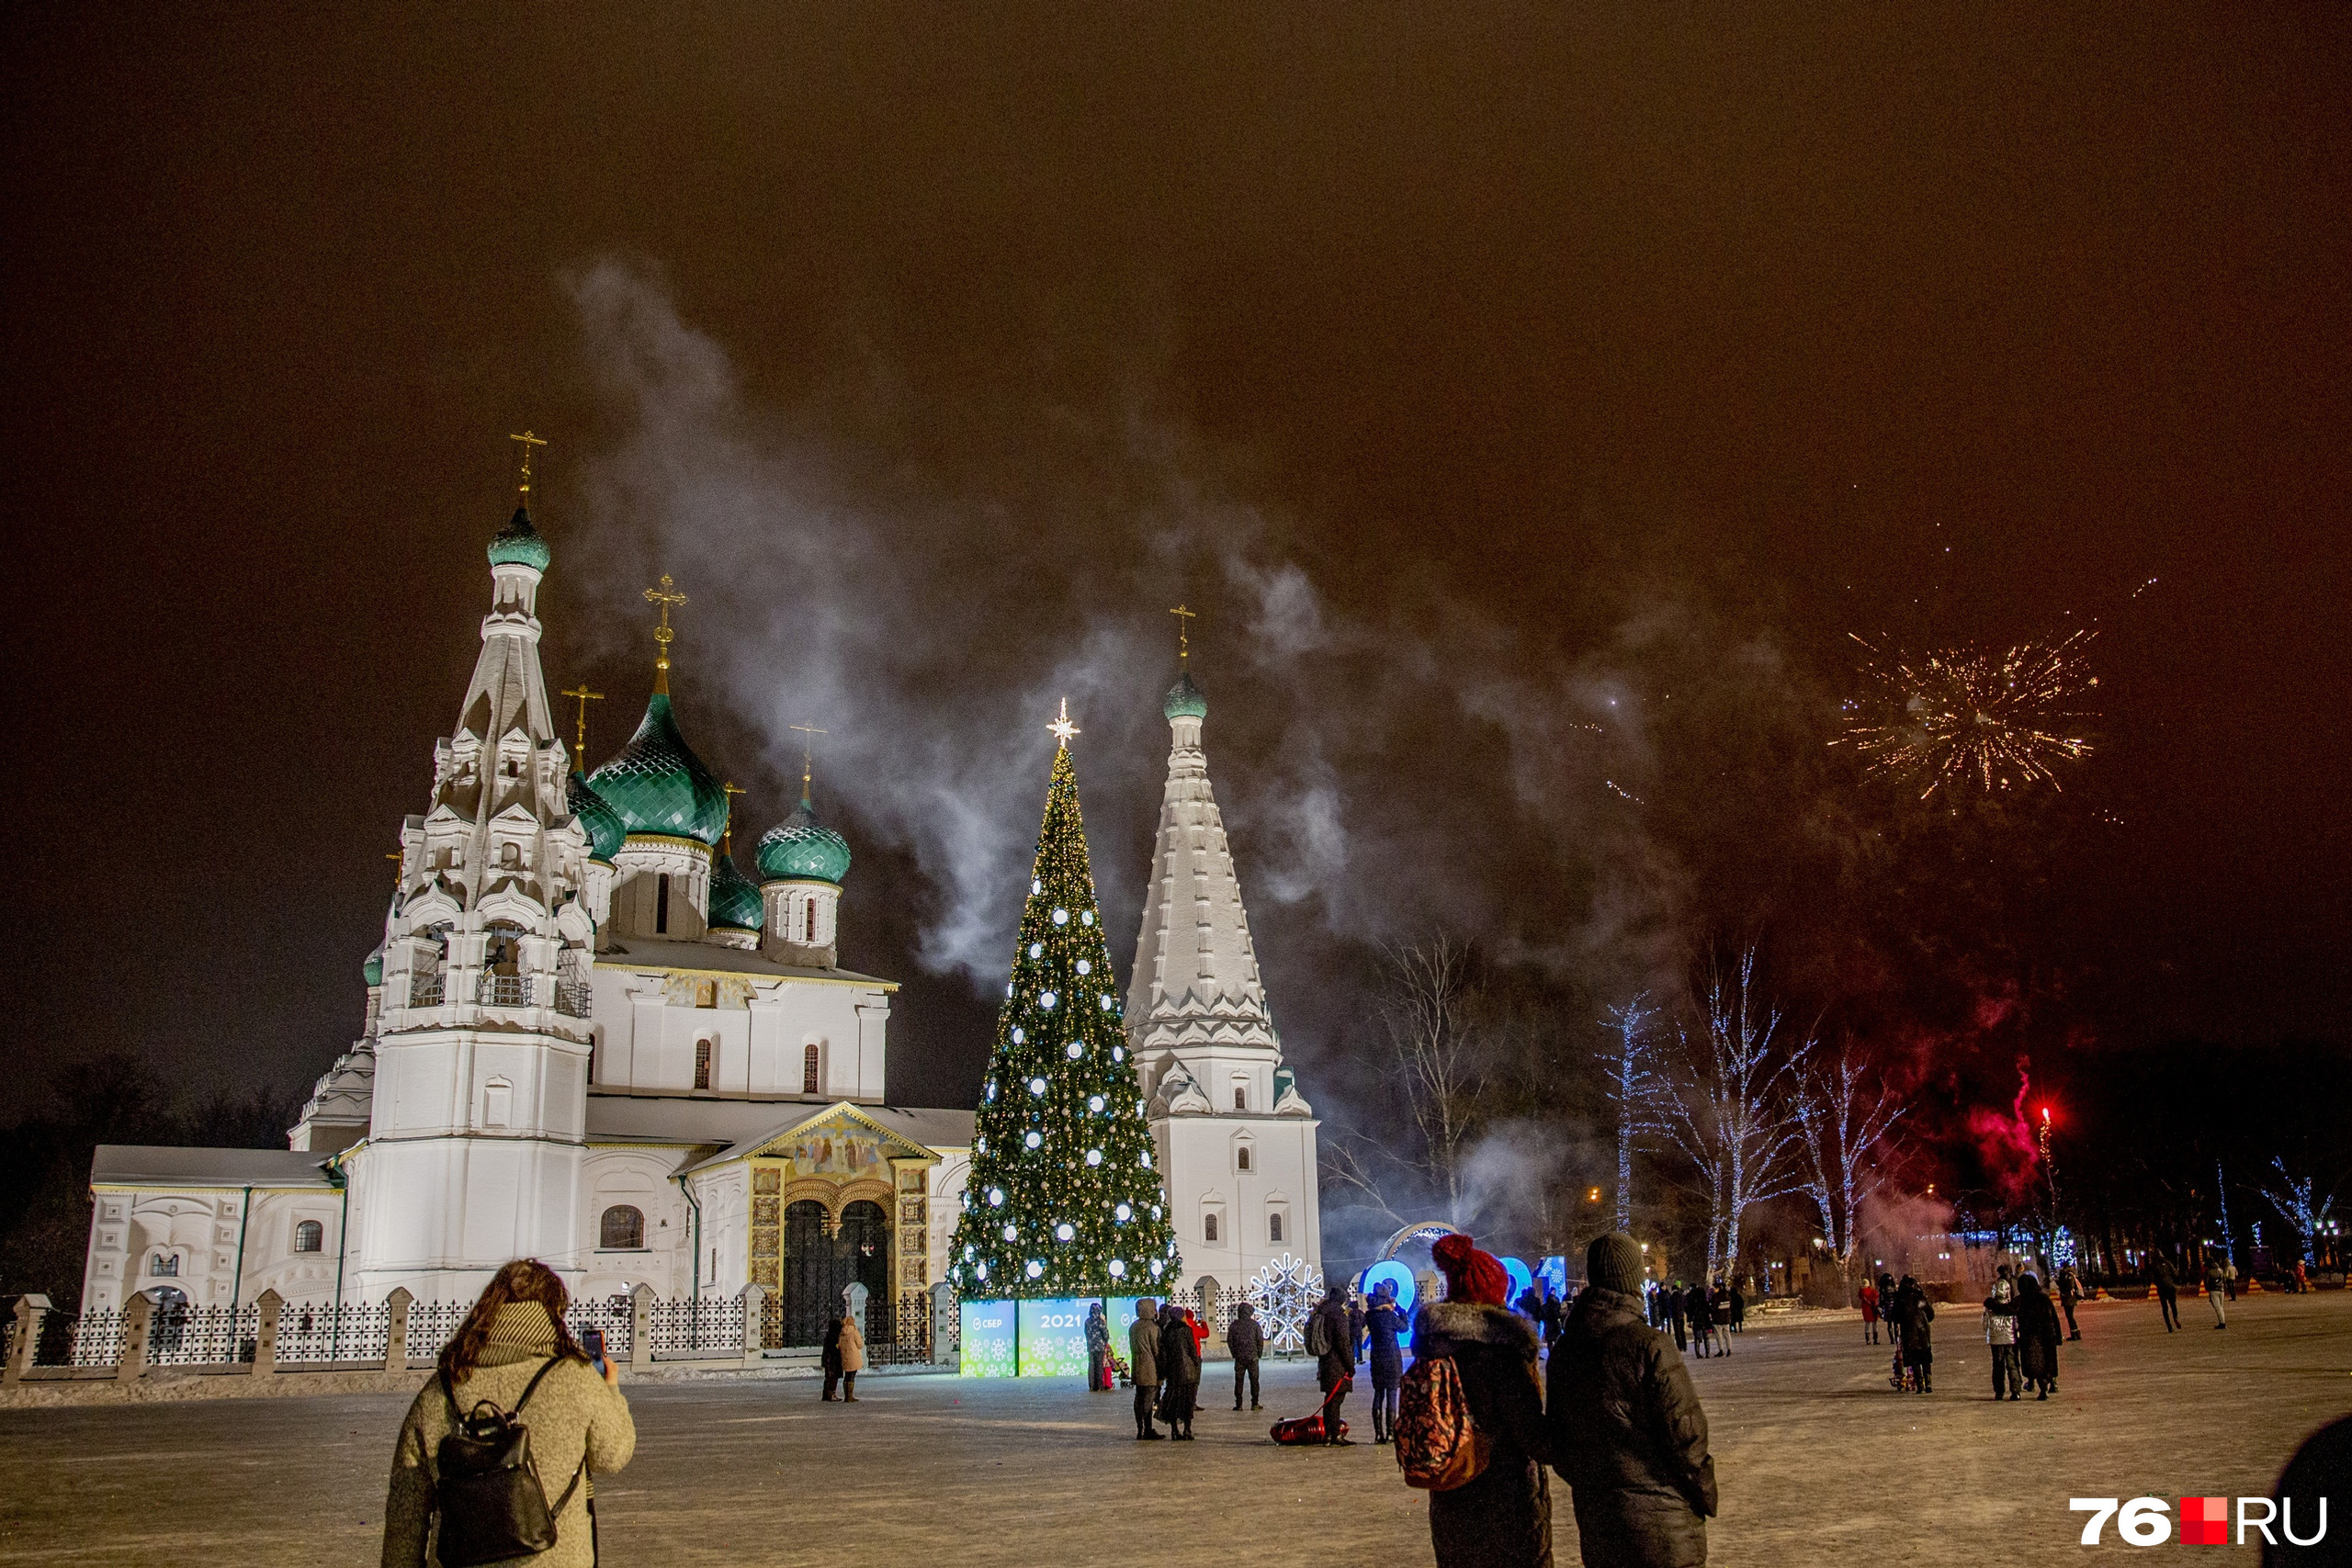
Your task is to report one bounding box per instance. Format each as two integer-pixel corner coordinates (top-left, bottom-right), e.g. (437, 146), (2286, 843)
(1248, 1251), (1324, 1353)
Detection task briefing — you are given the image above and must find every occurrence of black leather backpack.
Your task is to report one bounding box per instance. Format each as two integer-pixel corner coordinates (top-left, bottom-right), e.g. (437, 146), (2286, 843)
(432, 1359), (587, 1567)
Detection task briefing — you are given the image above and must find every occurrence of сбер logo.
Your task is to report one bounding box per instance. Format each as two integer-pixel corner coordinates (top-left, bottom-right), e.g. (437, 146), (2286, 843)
(2071, 1495), (2329, 1547)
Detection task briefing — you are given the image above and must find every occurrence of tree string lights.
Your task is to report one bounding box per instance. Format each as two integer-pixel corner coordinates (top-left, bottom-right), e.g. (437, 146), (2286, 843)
(949, 737), (1179, 1298)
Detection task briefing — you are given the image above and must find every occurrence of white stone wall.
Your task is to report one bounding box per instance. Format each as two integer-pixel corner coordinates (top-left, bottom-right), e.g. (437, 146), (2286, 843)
(586, 970), (888, 1100)
(83, 1189), (351, 1312)
(1153, 1112), (1322, 1297)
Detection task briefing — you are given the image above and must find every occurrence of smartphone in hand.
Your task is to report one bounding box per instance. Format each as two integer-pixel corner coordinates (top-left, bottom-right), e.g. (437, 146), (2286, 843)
(582, 1327), (606, 1376)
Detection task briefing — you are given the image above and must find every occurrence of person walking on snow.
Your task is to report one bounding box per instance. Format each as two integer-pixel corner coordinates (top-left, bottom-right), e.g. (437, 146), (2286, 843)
(1308, 1281), (1356, 1443)
(1364, 1280), (1408, 1443)
(2016, 1273), (2063, 1399)
(2056, 1264), (2084, 1341)
(1984, 1274), (2022, 1401)
(1415, 1235), (1553, 1567)
(2150, 1253), (2181, 1332)
(1860, 1279), (1882, 1345)
(1549, 1233), (1716, 1568)
(1227, 1300), (1264, 1412)
(1899, 1283), (1935, 1393)
(2204, 1259), (2230, 1328)
(1665, 1280), (1689, 1351)
(1685, 1281), (1715, 1359)
(1129, 1298), (1164, 1439)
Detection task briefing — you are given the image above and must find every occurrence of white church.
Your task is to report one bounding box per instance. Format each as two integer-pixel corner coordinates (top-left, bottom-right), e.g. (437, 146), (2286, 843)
(81, 492), (1320, 1343)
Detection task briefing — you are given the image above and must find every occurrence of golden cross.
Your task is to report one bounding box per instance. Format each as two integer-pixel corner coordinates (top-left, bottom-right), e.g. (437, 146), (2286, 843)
(509, 431), (548, 506)
(721, 781), (745, 854)
(642, 574), (687, 692)
(1169, 603), (1196, 664)
(789, 723), (828, 797)
(1046, 697), (1080, 750)
(560, 684), (604, 772)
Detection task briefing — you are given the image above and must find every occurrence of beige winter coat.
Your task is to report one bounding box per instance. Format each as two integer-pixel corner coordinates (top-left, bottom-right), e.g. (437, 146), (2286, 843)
(838, 1316), (866, 1372)
(381, 1305), (637, 1568)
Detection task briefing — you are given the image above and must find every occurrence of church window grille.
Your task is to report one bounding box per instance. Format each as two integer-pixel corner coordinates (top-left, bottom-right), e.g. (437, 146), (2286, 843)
(802, 1043), (820, 1095)
(1237, 1145), (1250, 1172)
(694, 1039), (713, 1090)
(150, 1253), (179, 1277)
(600, 1206), (646, 1249)
(1203, 1213), (1218, 1243)
(1234, 1084), (1248, 1111)
(805, 898), (817, 943)
(292, 1221), (323, 1254)
(1268, 1213), (1283, 1244)
(656, 874), (672, 934)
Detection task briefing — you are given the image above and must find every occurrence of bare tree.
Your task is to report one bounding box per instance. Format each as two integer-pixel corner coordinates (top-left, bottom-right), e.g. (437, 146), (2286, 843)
(1376, 934), (1485, 1224)
(2260, 1157), (2339, 1264)
(1659, 949), (1808, 1281)
(1598, 994), (1668, 1233)
(1792, 1040), (1906, 1278)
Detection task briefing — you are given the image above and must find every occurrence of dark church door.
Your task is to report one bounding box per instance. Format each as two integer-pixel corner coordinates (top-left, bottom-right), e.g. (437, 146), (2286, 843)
(779, 1199), (893, 1348)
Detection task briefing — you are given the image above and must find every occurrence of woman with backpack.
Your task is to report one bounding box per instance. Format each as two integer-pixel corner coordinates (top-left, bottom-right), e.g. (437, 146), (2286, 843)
(382, 1258), (635, 1568)
(1403, 1234), (1551, 1567)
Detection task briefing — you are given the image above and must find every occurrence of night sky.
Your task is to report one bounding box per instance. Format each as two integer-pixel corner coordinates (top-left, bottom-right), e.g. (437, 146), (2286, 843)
(4, 5), (2347, 1135)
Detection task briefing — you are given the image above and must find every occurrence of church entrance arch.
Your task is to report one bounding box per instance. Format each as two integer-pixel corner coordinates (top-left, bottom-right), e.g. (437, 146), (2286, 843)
(774, 1198), (896, 1348)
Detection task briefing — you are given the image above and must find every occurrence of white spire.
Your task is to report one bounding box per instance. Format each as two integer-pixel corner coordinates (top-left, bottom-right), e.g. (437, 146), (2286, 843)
(1125, 682), (1282, 1065)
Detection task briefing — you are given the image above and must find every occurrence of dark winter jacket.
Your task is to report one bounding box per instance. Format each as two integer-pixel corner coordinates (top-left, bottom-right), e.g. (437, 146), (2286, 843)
(2017, 1280), (2063, 1382)
(1684, 1286), (1713, 1330)
(1901, 1298), (1935, 1359)
(1227, 1310), (1264, 1363)
(1159, 1308), (1201, 1386)
(1726, 1288), (1745, 1326)
(2150, 1255), (2178, 1294)
(1547, 1284), (1715, 1568)
(1312, 1295), (1355, 1389)
(1414, 1300), (1553, 1568)
(1365, 1300), (1408, 1382)
(1128, 1301), (1161, 1387)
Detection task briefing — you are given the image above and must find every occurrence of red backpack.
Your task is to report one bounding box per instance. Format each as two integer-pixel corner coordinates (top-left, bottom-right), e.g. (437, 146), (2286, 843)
(1394, 1354), (1489, 1490)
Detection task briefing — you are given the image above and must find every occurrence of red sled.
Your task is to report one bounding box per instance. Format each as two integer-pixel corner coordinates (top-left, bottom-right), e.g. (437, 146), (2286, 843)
(1271, 1375), (1351, 1445)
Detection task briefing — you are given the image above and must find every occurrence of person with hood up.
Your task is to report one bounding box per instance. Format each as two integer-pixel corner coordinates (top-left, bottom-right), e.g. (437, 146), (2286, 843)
(1228, 1300), (1265, 1411)
(1417, 1234), (1553, 1568)
(2016, 1273), (2063, 1398)
(1983, 1272), (2022, 1401)
(1309, 1280), (1356, 1442)
(1363, 1280), (1408, 1443)
(1129, 1298), (1164, 1439)
(1897, 1277), (1934, 1393)
(1157, 1299), (1202, 1439)
(1548, 1233), (1716, 1568)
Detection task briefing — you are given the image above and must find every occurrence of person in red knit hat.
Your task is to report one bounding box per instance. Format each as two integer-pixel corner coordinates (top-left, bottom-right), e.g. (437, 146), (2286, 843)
(1411, 1233), (1553, 1566)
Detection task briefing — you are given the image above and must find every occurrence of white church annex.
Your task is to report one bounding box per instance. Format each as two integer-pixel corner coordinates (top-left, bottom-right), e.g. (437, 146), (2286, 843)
(81, 490), (1321, 1341)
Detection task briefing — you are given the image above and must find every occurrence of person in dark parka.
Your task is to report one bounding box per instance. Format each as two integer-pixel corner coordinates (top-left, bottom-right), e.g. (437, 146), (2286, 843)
(1899, 1286), (1935, 1393)
(1311, 1282), (1356, 1442)
(1685, 1282), (1715, 1359)
(1363, 1280), (1408, 1442)
(1419, 1234), (1554, 1568)
(1227, 1300), (1265, 1411)
(1129, 1298), (1163, 1439)
(1549, 1233), (1717, 1568)
(1157, 1302), (1201, 1438)
(2016, 1272), (2063, 1399)
(1665, 1281), (1688, 1350)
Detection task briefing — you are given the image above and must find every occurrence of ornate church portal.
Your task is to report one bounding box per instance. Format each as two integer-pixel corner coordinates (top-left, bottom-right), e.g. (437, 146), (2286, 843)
(739, 1108), (933, 1348)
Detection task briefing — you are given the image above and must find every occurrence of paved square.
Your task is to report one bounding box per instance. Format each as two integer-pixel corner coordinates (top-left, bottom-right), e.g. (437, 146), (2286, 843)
(1, 1292), (2344, 1565)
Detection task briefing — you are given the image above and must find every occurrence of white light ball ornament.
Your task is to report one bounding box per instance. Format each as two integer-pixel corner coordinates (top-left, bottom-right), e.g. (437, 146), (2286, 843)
(1149, 1259), (1164, 1279)
(1024, 1131), (1043, 1149)
(1085, 1148), (1102, 1167)
(1066, 1043), (1082, 1060)
(1052, 908), (1069, 925)
(1082, 911), (1094, 926)
(1028, 943), (1042, 959)
(1115, 1202), (1133, 1223)
(1113, 1046), (1125, 1063)
(1040, 992), (1057, 1010)
(1100, 996), (1115, 1011)
(1108, 1258), (1126, 1279)
(988, 1187), (1005, 1207)
(1088, 1095), (1105, 1113)
(1002, 1224), (1017, 1241)
(1032, 879), (1042, 895)
(1026, 1260), (1044, 1280)
(1055, 1222), (1075, 1242)
(1075, 959), (1091, 976)
(1139, 1151), (1152, 1169)
(1011, 1028), (1024, 1045)
(1028, 1077), (1046, 1096)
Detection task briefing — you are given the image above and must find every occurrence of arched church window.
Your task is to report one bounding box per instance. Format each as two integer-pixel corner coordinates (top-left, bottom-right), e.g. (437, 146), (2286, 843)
(694, 1038), (713, 1090)
(1234, 1084), (1248, 1111)
(1268, 1213), (1284, 1244)
(150, 1254), (178, 1277)
(600, 1206), (645, 1249)
(1204, 1213), (1219, 1243)
(501, 841), (520, 868)
(802, 1043), (820, 1095)
(293, 1221), (323, 1253)
(1237, 1145), (1251, 1172)
(657, 874), (672, 934)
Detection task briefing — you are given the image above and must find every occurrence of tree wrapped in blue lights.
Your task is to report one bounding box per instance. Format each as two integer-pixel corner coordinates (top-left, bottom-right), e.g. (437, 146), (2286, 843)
(950, 738), (1179, 1298)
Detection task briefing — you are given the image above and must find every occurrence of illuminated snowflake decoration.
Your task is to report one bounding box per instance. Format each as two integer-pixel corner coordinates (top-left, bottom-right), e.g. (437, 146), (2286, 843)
(1248, 1251), (1325, 1354)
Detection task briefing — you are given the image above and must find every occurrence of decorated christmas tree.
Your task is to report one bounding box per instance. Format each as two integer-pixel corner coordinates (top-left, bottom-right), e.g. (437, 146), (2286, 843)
(949, 708), (1180, 1300)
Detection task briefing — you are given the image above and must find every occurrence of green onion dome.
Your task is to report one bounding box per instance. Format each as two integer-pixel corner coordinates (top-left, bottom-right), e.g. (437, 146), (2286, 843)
(567, 770), (627, 863)
(707, 846), (765, 933)
(362, 943), (384, 987)
(488, 506), (551, 571)
(588, 694), (730, 847)
(1163, 670), (1208, 720)
(756, 794), (852, 886)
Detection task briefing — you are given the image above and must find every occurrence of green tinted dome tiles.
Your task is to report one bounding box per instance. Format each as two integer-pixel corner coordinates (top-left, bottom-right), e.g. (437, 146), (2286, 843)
(567, 770), (628, 862)
(756, 795), (852, 886)
(487, 506), (551, 570)
(1163, 671), (1208, 720)
(588, 694), (730, 847)
(707, 845), (765, 932)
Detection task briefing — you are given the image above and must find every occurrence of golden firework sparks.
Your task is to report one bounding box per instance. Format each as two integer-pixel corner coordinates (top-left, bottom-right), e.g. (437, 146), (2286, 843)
(1837, 628), (2099, 797)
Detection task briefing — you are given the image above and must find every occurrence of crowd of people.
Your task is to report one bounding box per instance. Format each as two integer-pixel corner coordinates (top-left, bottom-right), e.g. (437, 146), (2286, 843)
(1640, 1277), (1746, 1358)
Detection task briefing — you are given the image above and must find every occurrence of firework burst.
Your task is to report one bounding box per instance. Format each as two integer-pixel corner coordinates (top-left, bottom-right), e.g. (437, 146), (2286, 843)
(1838, 629), (2099, 797)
